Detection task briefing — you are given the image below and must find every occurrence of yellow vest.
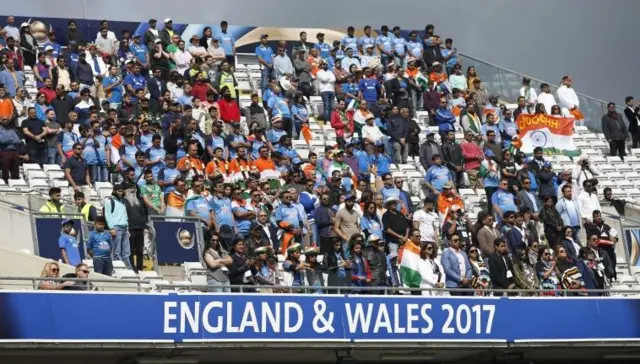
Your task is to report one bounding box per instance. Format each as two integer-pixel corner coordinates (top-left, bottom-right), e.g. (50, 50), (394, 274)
(80, 203), (94, 221)
(39, 201), (65, 214)
(219, 72), (237, 98)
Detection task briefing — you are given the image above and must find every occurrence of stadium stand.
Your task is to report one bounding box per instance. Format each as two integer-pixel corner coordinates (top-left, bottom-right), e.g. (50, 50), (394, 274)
(0, 15), (640, 299)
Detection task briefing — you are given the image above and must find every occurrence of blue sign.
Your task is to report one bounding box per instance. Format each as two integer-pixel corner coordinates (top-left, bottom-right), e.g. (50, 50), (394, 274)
(0, 292), (639, 342)
(34, 217), (85, 263)
(153, 221), (201, 265)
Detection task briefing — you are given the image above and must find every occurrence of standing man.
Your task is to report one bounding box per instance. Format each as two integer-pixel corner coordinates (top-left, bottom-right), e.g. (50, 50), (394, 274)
(488, 238), (516, 294)
(63, 142), (91, 198)
(556, 184), (582, 243)
(441, 233), (472, 296)
(103, 184), (132, 270)
(215, 21), (236, 66)
(255, 34), (274, 95)
(333, 194), (361, 258)
(601, 102), (628, 161)
(557, 76), (580, 118)
(21, 107), (48, 166)
(624, 96), (640, 148)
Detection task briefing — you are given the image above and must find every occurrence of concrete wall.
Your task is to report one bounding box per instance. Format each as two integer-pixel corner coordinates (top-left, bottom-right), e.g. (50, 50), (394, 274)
(0, 200), (35, 253)
(4, 0), (639, 104)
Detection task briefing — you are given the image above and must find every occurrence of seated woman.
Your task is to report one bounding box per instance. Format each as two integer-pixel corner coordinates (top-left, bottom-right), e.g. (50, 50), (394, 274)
(38, 262), (71, 290)
(468, 246), (491, 294)
(555, 245), (587, 296)
(513, 248), (540, 295)
(303, 246), (325, 294)
(417, 242), (445, 296)
(283, 243), (308, 288)
(252, 246), (280, 292)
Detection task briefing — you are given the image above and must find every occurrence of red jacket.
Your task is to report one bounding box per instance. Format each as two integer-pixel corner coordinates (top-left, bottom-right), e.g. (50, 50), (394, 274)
(38, 87), (56, 104)
(217, 99), (240, 123)
(191, 81), (208, 102)
(330, 110), (353, 138)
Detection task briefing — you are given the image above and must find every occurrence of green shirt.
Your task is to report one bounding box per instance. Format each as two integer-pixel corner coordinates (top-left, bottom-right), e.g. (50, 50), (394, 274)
(165, 44), (178, 70)
(141, 183), (162, 210)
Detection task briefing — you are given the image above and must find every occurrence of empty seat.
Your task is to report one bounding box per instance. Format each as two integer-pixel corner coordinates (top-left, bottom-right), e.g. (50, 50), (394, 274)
(47, 170), (66, 180)
(115, 269), (138, 280)
(138, 271), (162, 280)
(22, 163), (42, 173)
(29, 179), (50, 189)
(606, 156), (623, 165)
(43, 164), (61, 173)
(8, 179), (28, 188)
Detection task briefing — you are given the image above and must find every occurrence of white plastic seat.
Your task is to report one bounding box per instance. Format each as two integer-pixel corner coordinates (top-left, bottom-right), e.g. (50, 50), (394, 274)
(115, 269), (138, 280)
(183, 261), (206, 278)
(617, 180), (635, 189)
(26, 169), (48, 180)
(589, 155), (607, 165)
(189, 274), (208, 287)
(47, 170), (66, 180)
(626, 188), (640, 198)
(616, 164), (634, 173)
(611, 188), (626, 198)
(591, 140), (609, 150)
(138, 271), (162, 280)
(606, 156), (623, 165)
(8, 179), (27, 188)
(237, 81), (251, 91)
(574, 125), (589, 134)
(22, 163), (42, 173)
(112, 260), (127, 270)
(580, 149), (601, 157)
(607, 172), (625, 181)
(29, 179), (50, 189)
(582, 133), (599, 141)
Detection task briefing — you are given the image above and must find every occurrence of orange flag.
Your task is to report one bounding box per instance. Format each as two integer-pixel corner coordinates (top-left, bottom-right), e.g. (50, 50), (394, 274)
(301, 125), (312, 145)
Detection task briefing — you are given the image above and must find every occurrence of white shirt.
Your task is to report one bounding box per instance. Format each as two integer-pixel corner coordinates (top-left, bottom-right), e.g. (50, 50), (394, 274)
(3, 25), (19, 41)
(571, 164), (599, 194)
(537, 92), (557, 113)
(95, 30), (118, 43)
(316, 70), (336, 93)
(520, 86), (538, 105)
(557, 85), (580, 115)
(418, 258), (445, 296)
(174, 49), (193, 75)
(413, 209), (439, 243)
(362, 124), (385, 143)
(188, 44), (208, 58)
(578, 190), (601, 221)
(450, 247), (466, 277)
(85, 51), (107, 77)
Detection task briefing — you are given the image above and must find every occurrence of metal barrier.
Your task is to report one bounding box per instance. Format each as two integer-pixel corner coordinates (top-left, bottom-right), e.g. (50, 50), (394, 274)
(1, 276), (638, 296)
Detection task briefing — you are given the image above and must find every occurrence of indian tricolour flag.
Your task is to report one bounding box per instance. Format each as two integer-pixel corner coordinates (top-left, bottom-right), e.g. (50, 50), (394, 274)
(399, 240), (422, 288)
(516, 114), (580, 156)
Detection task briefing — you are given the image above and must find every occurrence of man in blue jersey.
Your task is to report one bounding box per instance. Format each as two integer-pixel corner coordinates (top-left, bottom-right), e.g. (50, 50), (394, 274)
(255, 34), (274, 95)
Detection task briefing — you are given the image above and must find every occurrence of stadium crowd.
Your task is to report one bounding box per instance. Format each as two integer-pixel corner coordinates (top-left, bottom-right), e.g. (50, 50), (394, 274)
(0, 16), (632, 295)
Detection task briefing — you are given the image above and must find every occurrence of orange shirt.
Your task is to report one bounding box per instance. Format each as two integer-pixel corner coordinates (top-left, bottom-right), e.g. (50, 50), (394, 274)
(405, 68), (419, 79)
(254, 157), (276, 172)
(437, 193), (465, 215)
(228, 157), (255, 174)
(429, 72), (447, 83)
(177, 156), (205, 176)
(308, 56), (320, 77)
(0, 98), (15, 120)
(205, 158), (229, 177)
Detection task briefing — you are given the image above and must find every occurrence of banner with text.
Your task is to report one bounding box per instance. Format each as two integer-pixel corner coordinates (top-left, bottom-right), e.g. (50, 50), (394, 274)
(153, 221), (202, 265)
(516, 114), (579, 156)
(0, 292), (639, 342)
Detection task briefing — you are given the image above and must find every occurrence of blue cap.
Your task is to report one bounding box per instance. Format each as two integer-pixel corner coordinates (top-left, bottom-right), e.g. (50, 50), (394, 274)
(292, 157), (302, 165)
(484, 149), (495, 157)
(344, 194), (356, 201)
(524, 157), (534, 164)
(543, 161), (552, 168)
(61, 218), (74, 227)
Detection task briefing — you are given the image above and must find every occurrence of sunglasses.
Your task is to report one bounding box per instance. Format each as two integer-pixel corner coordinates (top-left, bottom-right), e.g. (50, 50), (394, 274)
(558, 250), (566, 253)
(451, 239), (460, 242)
(543, 253), (550, 256)
(51, 268), (59, 272)
(81, 270), (90, 274)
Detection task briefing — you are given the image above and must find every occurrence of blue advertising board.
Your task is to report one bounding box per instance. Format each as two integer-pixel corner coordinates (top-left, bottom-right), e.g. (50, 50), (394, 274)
(34, 217), (85, 263)
(153, 221), (201, 265)
(0, 292), (639, 343)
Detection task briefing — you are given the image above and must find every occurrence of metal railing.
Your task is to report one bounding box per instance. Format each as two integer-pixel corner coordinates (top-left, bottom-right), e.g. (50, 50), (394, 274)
(2, 276), (639, 296)
(456, 53), (622, 132)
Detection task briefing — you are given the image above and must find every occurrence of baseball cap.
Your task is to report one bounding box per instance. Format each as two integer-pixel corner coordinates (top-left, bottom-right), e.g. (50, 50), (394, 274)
(154, 38), (162, 44)
(149, 18), (157, 23)
(164, 18), (172, 23)
(44, 45), (53, 52)
(260, 34), (268, 39)
(61, 219), (74, 227)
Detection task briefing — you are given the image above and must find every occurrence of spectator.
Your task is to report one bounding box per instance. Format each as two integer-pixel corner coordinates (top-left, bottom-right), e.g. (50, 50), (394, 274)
(537, 83), (557, 115)
(74, 191), (97, 222)
(441, 233), (472, 296)
(86, 216), (113, 276)
(58, 218), (81, 266)
(412, 197), (440, 246)
(21, 106), (47, 166)
(387, 106), (410, 164)
(204, 231), (233, 292)
(516, 176), (542, 214)
(556, 76), (581, 118)
(477, 213), (501, 257)
(577, 179), (601, 224)
(63, 142), (91, 196)
(323, 237), (350, 291)
(441, 130), (464, 186)
(555, 245), (586, 295)
(103, 184), (132, 270)
(585, 210), (618, 279)
(382, 196), (410, 259)
(601, 102), (628, 160)
(56, 119), (79, 164)
(140, 169), (164, 215)
(38, 262), (71, 290)
(488, 238), (515, 294)
(0, 113), (20, 183)
(624, 96), (640, 148)
(417, 242), (445, 296)
(520, 77), (537, 113)
(215, 21), (237, 66)
(491, 179), (517, 224)
(227, 238), (253, 291)
(255, 34), (274, 94)
(364, 234), (388, 289)
(333, 194), (361, 257)
(39, 187), (65, 214)
(535, 246), (560, 295)
(436, 182), (464, 215)
(540, 195), (563, 249)
(513, 247), (540, 294)
(423, 154), (454, 198)
(571, 156), (599, 194)
(468, 246), (491, 294)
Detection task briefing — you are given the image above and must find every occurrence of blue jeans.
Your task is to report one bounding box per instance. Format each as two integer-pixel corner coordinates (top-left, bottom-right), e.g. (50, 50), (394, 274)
(47, 146), (59, 165)
(260, 67), (273, 94)
(113, 227), (132, 270)
(321, 91), (335, 122)
(342, 240), (351, 260)
(208, 279), (231, 293)
(93, 256), (113, 276)
(89, 164), (108, 182)
(394, 55), (406, 70)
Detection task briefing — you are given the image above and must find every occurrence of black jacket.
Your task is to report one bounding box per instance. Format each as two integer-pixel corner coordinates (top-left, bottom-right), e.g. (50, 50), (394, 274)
(147, 76), (167, 100)
(323, 250), (351, 287)
(159, 29), (172, 47)
(488, 253), (514, 289)
(624, 107), (640, 134)
(51, 95), (76, 124)
(442, 141), (463, 169)
(422, 46), (443, 68)
(387, 115), (409, 142)
(144, 29), (159, 51)
(259, 223), (279, 252)
(602, 112), (628, 141)
(419, 141), (443, 170)
(364, 246), (387, 286)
